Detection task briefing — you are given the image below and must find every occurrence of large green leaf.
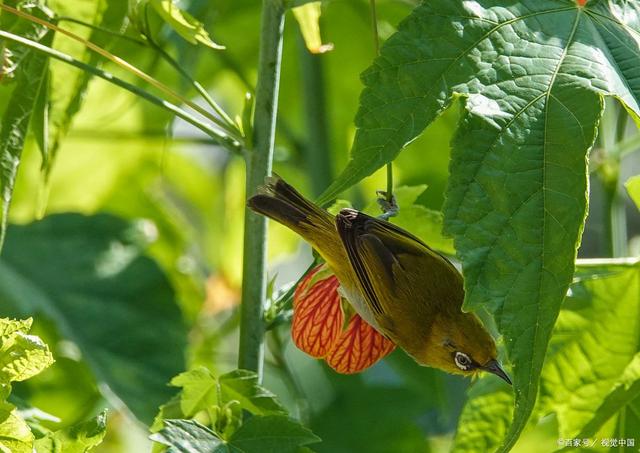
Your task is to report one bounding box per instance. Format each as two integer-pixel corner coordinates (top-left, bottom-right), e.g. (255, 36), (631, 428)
(318, 2), (640, 449)
(537, 262), (640, 438)
(0, 0), (52, 247)
(453, 260), (640, 452)
(0, 213), (187, 424)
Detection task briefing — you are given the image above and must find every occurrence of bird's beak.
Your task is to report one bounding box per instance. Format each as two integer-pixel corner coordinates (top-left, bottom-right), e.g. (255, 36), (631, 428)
(482, 359), (512, 385)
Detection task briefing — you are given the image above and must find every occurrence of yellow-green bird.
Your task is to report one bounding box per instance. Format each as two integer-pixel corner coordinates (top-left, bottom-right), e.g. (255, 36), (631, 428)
(248, 175), (511, 383)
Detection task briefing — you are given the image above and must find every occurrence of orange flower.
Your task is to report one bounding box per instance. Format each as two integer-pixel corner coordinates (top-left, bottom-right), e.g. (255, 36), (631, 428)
(291, 265), (395, 373)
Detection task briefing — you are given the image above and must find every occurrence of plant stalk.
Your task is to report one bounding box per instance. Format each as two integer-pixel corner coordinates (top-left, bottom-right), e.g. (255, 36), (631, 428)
(603, 179), (627, 258)
(599, 102), (628, 258)
(238, 0), (285, 378)
(298, 35), (332, 196)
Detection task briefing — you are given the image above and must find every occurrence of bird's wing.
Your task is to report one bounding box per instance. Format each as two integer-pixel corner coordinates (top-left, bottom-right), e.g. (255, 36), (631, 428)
(335, 208), (461, 330)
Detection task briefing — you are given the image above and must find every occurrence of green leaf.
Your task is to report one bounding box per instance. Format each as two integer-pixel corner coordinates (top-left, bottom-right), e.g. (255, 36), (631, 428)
(319, 2), (640, 449)
(170, 368), (218, 418)
(0, 328), (54, 384)
(453, 260), (640, 451)
(228, 415), (320, 453)
(625, 175), (640, 210)
(218, 370), (286, 417)
(0, 1), (53, 247)
(148, 0), (224, 50)
(150, 419), (226, 453)
(34, 410), (107, 453)
(153, 368), (286, 433)
(0, 401), (33, 453)
(452, 378), (513, 453)
(0, 213), (187, 424)
(560, 354), (640, 445)
(0, 317), (31, 339)
(46, 0), (128, 172)
(537, 263), (640, 438)
(153, 416), (320, 453)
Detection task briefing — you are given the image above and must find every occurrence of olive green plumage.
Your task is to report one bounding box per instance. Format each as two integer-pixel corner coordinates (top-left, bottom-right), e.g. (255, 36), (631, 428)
(248, 175), (510, 383)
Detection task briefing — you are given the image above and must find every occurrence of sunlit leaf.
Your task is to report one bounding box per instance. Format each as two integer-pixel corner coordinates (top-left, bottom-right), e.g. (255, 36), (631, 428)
(34, 410), (107, 453)
(537, 263), (640, 437)
(0, 331), (54, 384)
(625, 175), (640, 211)
(560, 354), (640, 444)
(170, 368), (218, 419)
(218, 370), (286, 416)
(153, 368), (286, 434)
(0, 401), (33, 453)
(148, 0), (224, 50)
(453, 260), (640, 451)
(292, 2), (333, 54)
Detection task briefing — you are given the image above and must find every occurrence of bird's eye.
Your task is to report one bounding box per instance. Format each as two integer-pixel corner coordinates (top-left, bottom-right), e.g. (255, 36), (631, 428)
(454, 352), (473, 371)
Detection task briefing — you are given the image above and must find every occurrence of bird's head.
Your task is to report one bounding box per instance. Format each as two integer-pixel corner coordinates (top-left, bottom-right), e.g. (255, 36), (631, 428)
(416, 310), (511, 384)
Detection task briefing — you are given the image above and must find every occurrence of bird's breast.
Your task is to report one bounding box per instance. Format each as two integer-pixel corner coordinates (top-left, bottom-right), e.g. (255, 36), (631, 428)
(337, 282), (382, 332)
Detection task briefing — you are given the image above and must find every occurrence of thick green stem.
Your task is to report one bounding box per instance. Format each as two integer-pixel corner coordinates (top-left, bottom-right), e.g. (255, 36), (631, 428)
(238, 0), (285, 377)
(298, 35), (332, 196)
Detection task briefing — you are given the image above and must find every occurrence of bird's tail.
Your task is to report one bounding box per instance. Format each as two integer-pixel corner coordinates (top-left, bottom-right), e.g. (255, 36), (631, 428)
(247, 175), (336, 250)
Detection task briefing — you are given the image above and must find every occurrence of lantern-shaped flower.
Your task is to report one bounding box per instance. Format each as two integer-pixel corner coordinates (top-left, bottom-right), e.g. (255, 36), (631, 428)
(291, 264), (395, 373)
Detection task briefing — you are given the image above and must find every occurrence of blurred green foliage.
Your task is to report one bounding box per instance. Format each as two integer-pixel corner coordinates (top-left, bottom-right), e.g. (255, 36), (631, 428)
(0, 0), (639, 452)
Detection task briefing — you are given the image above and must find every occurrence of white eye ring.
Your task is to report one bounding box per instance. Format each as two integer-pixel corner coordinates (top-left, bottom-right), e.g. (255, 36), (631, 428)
(454, 352), (472, 371)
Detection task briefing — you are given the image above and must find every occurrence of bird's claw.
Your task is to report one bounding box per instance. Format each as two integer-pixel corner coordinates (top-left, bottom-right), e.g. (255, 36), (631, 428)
(376, 190), (399, 220)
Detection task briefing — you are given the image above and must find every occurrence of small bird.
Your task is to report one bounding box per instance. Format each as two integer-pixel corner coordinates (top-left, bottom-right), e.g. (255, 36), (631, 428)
(248, 175), (511, 384)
